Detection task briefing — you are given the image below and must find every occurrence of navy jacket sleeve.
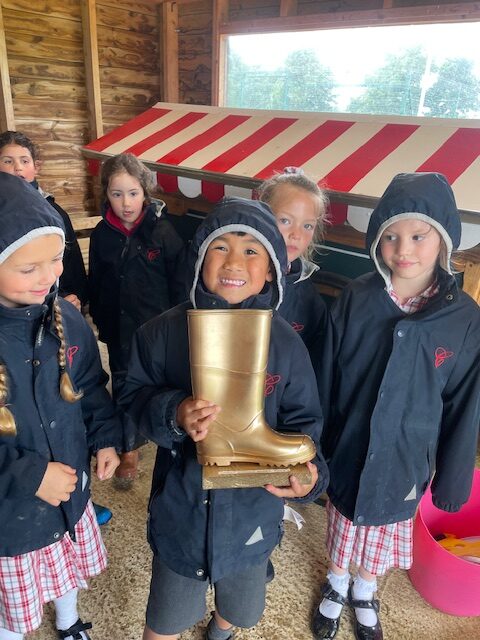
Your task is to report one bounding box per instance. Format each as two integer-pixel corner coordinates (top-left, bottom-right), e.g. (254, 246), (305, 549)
(162, 221), (189, 306)
(87, 224), (102, 328)
(0, 444), (49, 501)
(432, 316), (480, 512)
(66, 305), (122, 453)
(48, 198), (88, 305)
(276, 334), (329, 502)
(119, 322), (189, 448)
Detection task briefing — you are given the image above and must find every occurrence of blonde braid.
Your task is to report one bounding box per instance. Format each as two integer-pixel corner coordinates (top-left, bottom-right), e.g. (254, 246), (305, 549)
(0, 364), (16, 436)
(53, 300), (83, 402)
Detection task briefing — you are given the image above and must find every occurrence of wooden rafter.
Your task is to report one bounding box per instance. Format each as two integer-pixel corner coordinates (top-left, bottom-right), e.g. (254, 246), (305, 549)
(0, 4), (14, 131)
(218, 2), (480, 34)
(81, 0), (103, 140)
(212, 0), (229, 106)
(161, 2), (179, 102)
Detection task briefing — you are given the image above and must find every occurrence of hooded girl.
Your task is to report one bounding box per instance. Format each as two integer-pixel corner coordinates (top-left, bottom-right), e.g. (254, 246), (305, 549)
(0, 173), (120, 640)
(313, 173), (480, 640)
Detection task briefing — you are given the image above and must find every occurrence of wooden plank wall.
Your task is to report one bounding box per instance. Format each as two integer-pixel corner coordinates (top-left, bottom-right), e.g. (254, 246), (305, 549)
(1, 0), (160, 220)
(2, 0), (480, 220)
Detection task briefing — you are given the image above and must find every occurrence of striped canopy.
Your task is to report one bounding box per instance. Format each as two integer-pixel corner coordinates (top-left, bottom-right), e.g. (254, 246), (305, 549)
(83, 102), (480, 249)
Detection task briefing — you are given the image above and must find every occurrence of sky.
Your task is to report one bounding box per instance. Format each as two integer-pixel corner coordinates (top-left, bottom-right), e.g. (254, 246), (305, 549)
(228, 22), (480, 95)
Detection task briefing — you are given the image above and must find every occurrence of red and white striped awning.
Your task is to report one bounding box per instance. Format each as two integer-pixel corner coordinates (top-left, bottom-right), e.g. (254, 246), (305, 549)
(83, 102), (480, 249)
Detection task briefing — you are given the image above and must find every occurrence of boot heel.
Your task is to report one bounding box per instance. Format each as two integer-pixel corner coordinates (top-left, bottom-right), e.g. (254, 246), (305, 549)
(197, 455), (233, 467)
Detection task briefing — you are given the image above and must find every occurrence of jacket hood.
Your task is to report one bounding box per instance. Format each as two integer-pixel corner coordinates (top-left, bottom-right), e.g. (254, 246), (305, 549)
(0, 173), (65, 265)
(189, 197), (287, 310)
(366, 172), (461, 282)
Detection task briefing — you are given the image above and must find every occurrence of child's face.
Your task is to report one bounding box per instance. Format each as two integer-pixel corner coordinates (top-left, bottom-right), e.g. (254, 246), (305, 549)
(107, 171), (145, 229)
(202, 232), (273, 305)
(380, 219), (441, 289)
(268, 185), (319, 263)
(0, 234), (64, 308)
(0, 144), (38, 182)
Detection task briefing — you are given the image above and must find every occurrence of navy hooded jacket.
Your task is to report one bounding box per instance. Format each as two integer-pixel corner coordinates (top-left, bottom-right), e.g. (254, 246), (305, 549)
(321, 173), (480, 526)
(120, 197), (328, 583)
(88, 199), (187, 357)
(278, 257), (330, 359)
(0, 173), (121, 556)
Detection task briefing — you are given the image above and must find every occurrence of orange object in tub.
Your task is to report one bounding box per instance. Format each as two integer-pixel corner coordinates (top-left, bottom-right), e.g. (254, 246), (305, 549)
(408, 469), (480, 616)
(436, 533), (480, 562)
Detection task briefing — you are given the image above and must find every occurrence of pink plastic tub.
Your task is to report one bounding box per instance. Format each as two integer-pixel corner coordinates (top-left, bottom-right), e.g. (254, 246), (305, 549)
(408, 469), (480, 616)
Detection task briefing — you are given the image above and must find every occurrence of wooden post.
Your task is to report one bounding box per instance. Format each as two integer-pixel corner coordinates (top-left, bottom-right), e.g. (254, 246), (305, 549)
(0, 4), (14, 131)
(212, 0), (229, 106)
(161, 2), (179, 102)
(280, 0), (298, 17)
(81, 0), (103, 140)
(463, 261), (480, 305)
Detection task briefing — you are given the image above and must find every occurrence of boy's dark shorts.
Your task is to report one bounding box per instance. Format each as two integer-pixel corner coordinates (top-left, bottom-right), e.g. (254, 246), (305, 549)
(146, 554), (269, 635)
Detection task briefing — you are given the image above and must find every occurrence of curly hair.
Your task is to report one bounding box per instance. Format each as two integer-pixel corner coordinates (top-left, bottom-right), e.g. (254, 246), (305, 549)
(101, 153), (156, 204)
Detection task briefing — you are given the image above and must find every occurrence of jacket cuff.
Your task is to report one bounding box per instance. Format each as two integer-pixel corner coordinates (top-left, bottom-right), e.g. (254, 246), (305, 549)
(432, 496), (463, 513)
(290, 458), (329, 504)
(20, 455), (49, 498)
(165, 390), (189, 442)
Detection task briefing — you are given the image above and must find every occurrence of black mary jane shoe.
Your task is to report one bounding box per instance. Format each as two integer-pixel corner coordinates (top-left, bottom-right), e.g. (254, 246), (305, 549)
(312, 583), (347, 640)
(57, 618), (92, 640)
(348, 587), (383, 640)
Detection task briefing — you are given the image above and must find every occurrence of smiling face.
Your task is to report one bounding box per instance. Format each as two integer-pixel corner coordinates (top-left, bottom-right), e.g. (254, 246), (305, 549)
(268, 184), (320, 263)
(380, 218), (442, 294)
(0, 234), (64, 308)
(107, 171), (145, 229)
(202, 232), (273, 305)
(0, 144), (38, 182)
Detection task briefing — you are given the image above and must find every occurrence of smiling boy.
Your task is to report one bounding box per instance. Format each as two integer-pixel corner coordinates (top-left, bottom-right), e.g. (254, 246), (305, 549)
(120, 196), (328, 640)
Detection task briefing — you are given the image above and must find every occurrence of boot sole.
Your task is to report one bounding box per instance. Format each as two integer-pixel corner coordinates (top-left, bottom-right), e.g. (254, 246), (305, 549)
(198, 454), (313, 467)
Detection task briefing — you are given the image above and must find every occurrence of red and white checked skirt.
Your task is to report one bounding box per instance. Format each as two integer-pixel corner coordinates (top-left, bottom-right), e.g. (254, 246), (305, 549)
(326, 501), (413, 576)
(0, 500), (107, 634)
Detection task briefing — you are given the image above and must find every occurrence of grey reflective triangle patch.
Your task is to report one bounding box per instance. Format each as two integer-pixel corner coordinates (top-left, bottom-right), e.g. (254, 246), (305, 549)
(404, 484), (416, 501)
(245, 526), (264, 546)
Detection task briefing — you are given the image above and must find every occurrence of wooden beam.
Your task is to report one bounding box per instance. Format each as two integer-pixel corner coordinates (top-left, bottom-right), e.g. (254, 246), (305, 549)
(280, 0), (298, 18)
(219, 2), (480, 35)
(161, 2), (179, 102)
(0, 4), (15, 131)
(212, 0), (229, 106)
(462, 261), (480, 304)
(81, 0), (103, 140)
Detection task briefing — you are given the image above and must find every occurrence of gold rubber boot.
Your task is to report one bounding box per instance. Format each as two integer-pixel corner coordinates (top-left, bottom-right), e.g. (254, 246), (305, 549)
(187, 309), (316, 467)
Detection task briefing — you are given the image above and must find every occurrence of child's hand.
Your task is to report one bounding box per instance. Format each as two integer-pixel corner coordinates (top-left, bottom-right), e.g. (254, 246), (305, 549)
(64, 294), (82, 311)
(177, 396), (221, 442)
(96, 447), (120, 480)
(264, 461), (318, 499)
(35, 462), (78, 507)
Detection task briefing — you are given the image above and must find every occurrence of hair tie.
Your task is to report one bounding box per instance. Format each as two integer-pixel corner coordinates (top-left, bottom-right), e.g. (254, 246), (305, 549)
(283, 166), (304, 175)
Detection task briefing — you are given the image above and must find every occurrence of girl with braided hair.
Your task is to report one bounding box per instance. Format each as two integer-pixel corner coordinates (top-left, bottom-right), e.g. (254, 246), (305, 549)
(0, 173), (121, 640)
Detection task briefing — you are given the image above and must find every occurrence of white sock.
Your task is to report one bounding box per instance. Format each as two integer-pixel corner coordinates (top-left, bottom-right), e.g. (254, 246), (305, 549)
(352, 574), (378, 627)
(54, 588), (79, 631)
(0, 629), (24, 640)
(54, 588), (89, 639)
(319, 570), (350, 619)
